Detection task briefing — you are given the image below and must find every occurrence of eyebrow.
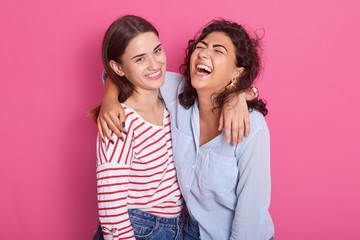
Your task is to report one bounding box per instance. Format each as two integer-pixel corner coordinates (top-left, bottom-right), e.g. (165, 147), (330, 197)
(198, 40), (227, 52)
(154, 43), (162, 51)
(213, 44), (227, 52)
(131, 44), (162, 60)
(131, 53), (145, 60)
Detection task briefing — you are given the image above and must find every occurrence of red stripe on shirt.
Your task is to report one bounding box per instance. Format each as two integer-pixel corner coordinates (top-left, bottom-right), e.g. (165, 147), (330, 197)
(134, 128), (162, 149)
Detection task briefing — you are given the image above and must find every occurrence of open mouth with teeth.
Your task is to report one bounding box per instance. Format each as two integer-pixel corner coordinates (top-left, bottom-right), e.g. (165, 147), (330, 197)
(196, 64), (213, 76)
(146, 69), (162, 79)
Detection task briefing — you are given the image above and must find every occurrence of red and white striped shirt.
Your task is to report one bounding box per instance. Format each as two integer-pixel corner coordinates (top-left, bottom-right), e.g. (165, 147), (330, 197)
(96, 104), (183, 240)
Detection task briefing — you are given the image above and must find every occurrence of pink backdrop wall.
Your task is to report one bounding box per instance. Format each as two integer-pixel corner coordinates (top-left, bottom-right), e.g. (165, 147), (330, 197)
(1, 0), (359, 239)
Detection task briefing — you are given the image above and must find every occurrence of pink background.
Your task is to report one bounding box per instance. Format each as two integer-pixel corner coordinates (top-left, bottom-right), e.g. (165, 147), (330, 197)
(1, 0), (359, 239)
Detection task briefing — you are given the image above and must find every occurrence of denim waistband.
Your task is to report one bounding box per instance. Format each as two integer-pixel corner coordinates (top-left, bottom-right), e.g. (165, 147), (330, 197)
(128, 209), (183, 228)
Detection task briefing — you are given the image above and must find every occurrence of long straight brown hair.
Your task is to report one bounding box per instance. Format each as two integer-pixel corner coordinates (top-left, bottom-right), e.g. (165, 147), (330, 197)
(90, 15), (159, 121)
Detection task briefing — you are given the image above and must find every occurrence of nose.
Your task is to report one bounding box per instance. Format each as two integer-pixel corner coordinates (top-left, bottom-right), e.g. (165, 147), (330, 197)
(198, 47), (210, 59)
(147, 56), (159, 70)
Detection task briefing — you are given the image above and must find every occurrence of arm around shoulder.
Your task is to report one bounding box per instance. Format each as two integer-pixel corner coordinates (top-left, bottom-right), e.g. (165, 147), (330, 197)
(98, 74), (126, 142)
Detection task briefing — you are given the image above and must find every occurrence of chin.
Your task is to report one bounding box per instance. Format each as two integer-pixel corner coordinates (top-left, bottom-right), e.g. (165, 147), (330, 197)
(154, 79), (165, 89)
(190, 80), (206, 91)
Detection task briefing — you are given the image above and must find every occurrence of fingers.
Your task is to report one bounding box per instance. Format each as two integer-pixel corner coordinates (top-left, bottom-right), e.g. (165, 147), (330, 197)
(108, 112), (125, 138)
(231, 117), (239, 146)
(223, 110), (238, 144)
(221, 95), (251, 145)
(237, 116), (244, 143)
(218, 112), (224, 131)
(119, 107), (126, 131)
(100, 116), (114, 144)
(243, 111), (250, 137)
(222, 110), (248, 145)
(224, 114), (232, 144)
(104, 114), (124, 141)
(97, 117), (105, 142)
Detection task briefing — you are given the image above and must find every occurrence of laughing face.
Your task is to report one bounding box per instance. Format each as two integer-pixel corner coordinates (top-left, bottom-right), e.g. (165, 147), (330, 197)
(110, 31), (167, 93)
(190, 31), (243, 96)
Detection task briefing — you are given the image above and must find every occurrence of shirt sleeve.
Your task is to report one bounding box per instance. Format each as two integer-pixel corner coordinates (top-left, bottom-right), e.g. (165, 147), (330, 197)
(159, 71), (183, 106)
(102, 70), (107, 85)
(230, 128), (272, 240)
(96, 120), (136, 240)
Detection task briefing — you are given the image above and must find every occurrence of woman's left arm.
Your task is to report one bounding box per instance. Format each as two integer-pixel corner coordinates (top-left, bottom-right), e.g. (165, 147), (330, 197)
(230, 128), (273, 240)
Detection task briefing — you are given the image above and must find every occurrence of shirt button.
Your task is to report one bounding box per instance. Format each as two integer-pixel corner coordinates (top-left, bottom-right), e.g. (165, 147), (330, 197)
(192, 165), (195, 169)
(186, 184), (189, 188)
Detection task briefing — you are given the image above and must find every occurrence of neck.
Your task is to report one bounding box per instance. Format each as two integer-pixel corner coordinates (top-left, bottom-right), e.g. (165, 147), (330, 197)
(124, 88), (164, 126)
(197, 91), (220, 122)
(125, 89), (161, 112)
(197, 91), (222, 146)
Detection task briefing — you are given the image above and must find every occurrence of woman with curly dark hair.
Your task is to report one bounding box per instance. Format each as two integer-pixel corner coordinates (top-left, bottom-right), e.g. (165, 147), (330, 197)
(174, 20), (274, 240)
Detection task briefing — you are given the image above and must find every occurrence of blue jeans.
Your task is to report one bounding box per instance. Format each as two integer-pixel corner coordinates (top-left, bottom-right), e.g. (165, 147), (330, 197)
(93, 209), (183, 240)
(183, 215), (275, 240)
(183, 215), (200, 240)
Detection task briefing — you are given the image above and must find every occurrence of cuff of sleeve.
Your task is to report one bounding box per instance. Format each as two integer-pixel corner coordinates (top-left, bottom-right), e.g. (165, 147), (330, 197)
(250, 85), (259, 100)
(102, 70), (107, 84)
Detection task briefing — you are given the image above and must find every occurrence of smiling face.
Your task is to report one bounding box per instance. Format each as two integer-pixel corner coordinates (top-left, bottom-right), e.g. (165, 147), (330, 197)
(190, 31), (243, 96)
(110, 31), (166, 93)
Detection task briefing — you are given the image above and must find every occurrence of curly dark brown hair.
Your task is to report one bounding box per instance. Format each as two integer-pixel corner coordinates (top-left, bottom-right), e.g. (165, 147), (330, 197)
(179, 19), (268, 116)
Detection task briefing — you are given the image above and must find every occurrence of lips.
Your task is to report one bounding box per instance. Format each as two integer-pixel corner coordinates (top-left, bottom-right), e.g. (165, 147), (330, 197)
(145, 69), (162, 80)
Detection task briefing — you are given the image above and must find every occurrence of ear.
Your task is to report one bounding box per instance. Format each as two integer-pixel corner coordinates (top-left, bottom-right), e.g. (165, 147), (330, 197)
(109, 60), (125, 77)
(233, 67), (245, 80)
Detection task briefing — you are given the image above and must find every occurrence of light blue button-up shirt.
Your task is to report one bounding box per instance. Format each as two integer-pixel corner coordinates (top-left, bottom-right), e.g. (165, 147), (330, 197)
(160, 72), (274, 240)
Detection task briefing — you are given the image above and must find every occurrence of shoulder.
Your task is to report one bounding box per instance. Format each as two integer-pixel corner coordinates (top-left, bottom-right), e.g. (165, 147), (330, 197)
(114, 104), (142, 138)
(96, 105), (137, 166)
(160, 71), (184, 106)
(164, 71), (184, 90)
(121, 103), (139, 126)
(235, 110), (270, 153)
(231, 111), (271, 172)
(248, 110), (269, 134)
(165, 71), (183, 81)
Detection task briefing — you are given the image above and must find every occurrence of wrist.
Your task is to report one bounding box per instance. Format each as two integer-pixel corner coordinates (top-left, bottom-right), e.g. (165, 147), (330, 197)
(250, 85), (259, 100)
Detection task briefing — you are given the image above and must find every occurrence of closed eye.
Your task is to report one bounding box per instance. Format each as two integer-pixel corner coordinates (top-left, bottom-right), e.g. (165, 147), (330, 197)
(195, 42), (206, 49)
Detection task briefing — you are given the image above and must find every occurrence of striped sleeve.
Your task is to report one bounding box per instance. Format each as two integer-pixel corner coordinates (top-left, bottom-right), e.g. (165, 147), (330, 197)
(97, 162), (134, 240)
(96, 115), (136, 240)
